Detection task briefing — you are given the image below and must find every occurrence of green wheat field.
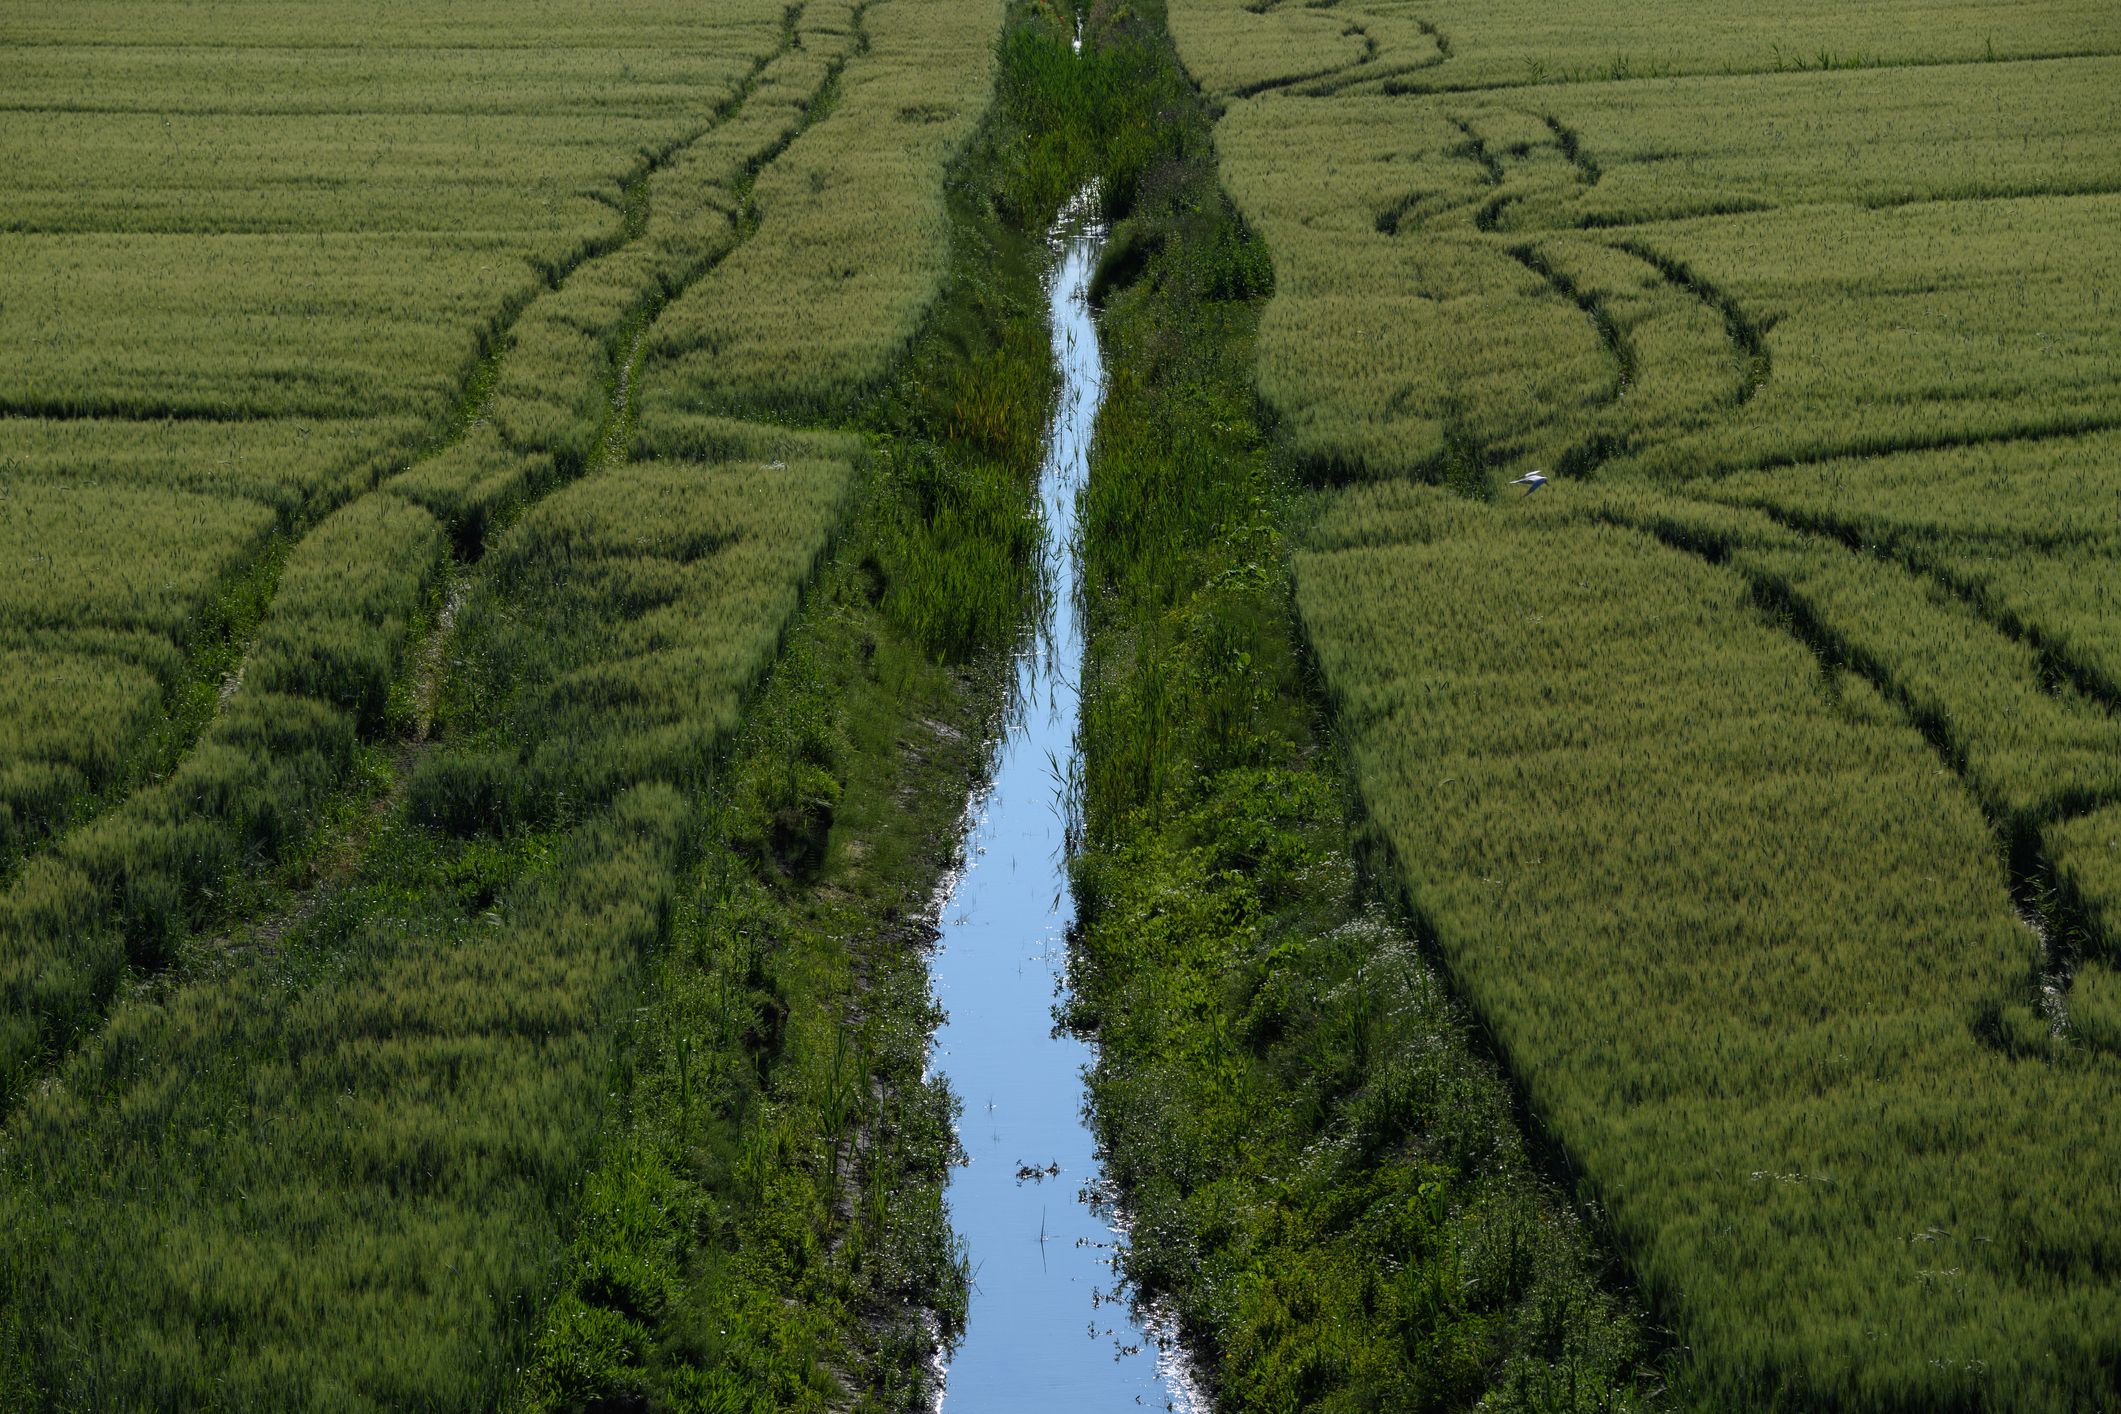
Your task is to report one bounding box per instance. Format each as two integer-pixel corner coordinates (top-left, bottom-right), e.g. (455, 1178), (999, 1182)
(1, 0), (2117, 1406)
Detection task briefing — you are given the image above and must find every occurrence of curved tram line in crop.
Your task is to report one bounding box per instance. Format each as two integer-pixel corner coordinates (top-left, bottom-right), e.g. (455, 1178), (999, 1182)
(0, 9), (801, 888)
(1171, 0), (2121, 1400)
(0, 0), (867, 1114)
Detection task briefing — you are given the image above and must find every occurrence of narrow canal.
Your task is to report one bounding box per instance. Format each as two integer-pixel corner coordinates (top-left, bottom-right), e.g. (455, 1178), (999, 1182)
(926, 197), (1201, 1411)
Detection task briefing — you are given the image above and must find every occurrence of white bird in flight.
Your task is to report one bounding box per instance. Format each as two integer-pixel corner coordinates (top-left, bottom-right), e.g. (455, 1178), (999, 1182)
(1508, 470), (1549, 496)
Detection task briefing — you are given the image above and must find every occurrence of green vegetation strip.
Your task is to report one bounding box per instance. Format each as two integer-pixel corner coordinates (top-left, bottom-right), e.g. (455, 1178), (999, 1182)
(1066, 4), (1654, 1407)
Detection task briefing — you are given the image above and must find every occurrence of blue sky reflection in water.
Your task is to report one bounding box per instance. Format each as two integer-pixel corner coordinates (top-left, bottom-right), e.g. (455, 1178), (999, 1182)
(928, 200), (1201, 1412)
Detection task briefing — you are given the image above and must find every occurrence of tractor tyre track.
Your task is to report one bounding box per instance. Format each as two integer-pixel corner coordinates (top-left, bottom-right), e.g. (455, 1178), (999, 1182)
(1595, 502), (2120, 1038)
(0, 0), (879, 1115)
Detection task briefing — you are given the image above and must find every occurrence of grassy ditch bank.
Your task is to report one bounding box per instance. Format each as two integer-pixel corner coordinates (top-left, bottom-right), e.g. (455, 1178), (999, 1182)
(1069, 1), (1665, 1406)
(512, 7), (1124, 1408)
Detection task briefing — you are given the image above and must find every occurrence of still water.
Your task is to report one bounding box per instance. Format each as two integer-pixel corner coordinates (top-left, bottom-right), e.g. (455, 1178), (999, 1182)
(927, 199), (1202, 1412)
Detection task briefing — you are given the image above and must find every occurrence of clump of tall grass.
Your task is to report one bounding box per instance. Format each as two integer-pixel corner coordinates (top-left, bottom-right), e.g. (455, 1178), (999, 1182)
(868, 447), (1042, 665)
(0, 482), (276, 646)
(1577, 484), (2121, 834)
(1166, 0), (1446, 98)
(0, 234), (545, 422)
(2070, 960), (2121, 1054)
